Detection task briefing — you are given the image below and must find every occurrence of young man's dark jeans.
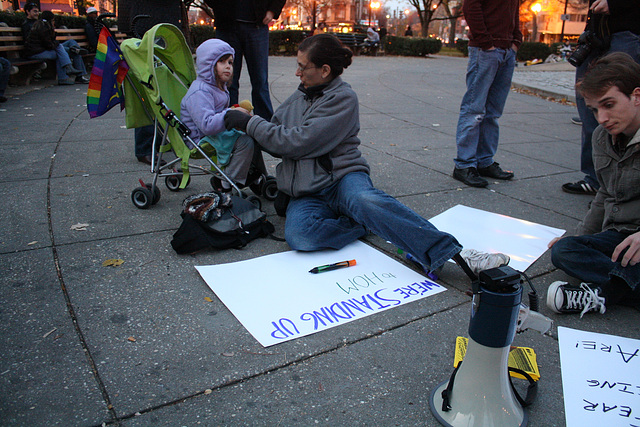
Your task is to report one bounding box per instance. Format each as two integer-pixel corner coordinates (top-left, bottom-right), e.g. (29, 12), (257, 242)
(551, 230), (640, 306)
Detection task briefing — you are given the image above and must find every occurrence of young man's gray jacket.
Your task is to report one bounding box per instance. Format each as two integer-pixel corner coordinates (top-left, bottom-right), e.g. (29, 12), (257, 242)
(580, 126), (640, 235)
(245, 77), (370, 197)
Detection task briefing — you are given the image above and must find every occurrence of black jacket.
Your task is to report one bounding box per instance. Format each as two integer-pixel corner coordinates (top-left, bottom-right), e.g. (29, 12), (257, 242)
(24, 19), (58, 58)
(206, 0), (285, 31)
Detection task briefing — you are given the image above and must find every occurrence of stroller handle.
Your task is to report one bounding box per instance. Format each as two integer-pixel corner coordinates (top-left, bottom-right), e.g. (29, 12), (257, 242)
(158, 98), (191, 137)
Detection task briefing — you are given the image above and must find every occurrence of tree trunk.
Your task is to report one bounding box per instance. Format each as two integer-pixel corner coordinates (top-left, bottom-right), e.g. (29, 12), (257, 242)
(447, 16), (456, 46)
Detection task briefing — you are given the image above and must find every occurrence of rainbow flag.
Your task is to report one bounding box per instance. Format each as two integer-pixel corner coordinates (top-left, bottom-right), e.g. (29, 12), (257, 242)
(87, 27), (129, 118)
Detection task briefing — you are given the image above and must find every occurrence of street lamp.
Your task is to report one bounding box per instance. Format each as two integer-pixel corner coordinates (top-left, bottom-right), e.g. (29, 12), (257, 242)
(531, 3), (541, 42)
(370, 1), (380, 26)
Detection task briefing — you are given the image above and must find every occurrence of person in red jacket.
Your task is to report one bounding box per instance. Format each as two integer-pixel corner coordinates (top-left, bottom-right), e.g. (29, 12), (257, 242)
(452, 0), (522, 188)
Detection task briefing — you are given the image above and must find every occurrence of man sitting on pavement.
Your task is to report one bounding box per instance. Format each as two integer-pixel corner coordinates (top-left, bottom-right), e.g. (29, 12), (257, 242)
(547, 52), (640, 317)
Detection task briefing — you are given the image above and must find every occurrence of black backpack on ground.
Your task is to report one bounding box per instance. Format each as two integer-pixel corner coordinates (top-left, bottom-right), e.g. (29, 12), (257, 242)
(171, 194), (275, 254)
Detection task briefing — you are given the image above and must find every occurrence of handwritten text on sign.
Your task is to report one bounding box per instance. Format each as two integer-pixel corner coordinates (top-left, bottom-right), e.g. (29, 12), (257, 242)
(196, 241), (446, 347)
(558, 327), (640, 427)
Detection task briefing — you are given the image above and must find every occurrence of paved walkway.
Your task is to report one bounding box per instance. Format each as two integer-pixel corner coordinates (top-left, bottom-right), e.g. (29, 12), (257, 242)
(1, 54), (636, 426)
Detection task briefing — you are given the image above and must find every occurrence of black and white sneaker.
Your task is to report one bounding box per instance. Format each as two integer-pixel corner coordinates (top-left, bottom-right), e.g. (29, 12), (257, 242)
(571, 117), (582, 125)
(546, 281), (606, 317)
(561, 180), (597, 195)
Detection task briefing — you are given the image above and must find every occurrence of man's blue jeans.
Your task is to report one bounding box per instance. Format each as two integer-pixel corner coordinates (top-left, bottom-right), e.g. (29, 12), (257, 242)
(61, 39), (87, 76)
(30, 44), (72, 80)
(216, 23), (274, 121)
(575, 31), (640, 188)
(551, 230), (640, 304)
(284, 172), (462, 271)
(455, 46), (516, 169)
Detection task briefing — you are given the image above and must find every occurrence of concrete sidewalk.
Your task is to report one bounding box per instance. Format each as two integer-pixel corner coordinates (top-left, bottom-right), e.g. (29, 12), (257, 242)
(1, 54), (637, 426)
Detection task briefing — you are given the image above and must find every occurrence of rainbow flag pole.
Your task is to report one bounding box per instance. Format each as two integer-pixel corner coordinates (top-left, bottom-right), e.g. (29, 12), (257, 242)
(87, 27), (129, 118)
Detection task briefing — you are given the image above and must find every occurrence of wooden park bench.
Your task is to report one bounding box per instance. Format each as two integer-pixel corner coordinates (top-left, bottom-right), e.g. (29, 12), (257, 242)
(0, 25), (126, 85)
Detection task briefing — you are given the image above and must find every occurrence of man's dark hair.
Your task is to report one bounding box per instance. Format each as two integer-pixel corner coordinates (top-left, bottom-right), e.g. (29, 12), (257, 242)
(24, 2), (38, 12)
(577, 52), (640, 99)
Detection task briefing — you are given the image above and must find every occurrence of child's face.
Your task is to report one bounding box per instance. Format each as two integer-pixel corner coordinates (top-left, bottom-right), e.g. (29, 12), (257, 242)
(216, 56), (234, 86)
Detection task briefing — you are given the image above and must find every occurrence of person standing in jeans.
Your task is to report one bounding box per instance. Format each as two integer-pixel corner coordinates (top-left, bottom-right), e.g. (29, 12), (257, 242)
(452, 0), (522, 188)
(206, 0), (285, 121)
(561, 0), (640, 195)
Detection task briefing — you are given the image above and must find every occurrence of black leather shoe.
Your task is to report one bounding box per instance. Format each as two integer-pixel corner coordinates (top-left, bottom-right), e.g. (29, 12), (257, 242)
(453, 167), (488, 188)
(478, 162), (514, 180)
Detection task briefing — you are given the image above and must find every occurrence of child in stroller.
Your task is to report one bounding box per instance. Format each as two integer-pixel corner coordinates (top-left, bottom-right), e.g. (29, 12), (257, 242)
(122, 24), (277, 209)
(181, 38), (265, 194)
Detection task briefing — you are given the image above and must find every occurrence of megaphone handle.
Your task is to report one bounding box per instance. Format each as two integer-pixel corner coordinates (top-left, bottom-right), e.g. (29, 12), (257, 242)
(439, 363), (461, 412)
(508, 367), (538, 407)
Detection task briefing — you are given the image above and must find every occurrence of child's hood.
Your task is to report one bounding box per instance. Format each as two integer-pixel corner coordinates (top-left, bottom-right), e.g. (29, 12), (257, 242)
(195, 39), (235, 85)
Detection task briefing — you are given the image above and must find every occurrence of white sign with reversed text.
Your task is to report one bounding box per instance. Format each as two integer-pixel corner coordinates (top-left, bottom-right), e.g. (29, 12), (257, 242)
(196, 240), (445, 347)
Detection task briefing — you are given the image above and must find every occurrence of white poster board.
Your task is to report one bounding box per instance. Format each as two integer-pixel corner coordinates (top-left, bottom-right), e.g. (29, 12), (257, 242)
(429, 205), (565, 271)
(196, 240), (445, 347)
(558, 327), (640, 427)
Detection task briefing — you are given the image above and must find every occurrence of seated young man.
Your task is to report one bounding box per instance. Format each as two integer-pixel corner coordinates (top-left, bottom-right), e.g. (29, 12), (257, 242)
(547, 52), (640, 316)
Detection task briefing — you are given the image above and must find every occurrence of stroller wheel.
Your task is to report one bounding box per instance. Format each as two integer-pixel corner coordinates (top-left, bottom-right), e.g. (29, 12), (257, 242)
(145, 184), (161, 205)
(166, 174), (188, 192)
(262, 177), (278, 201)
(131, 186), (153, 209)
(246, 195), (262, 210)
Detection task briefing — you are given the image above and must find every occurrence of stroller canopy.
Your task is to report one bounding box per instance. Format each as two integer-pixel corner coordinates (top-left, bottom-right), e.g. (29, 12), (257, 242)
(121, 23), (197, 128)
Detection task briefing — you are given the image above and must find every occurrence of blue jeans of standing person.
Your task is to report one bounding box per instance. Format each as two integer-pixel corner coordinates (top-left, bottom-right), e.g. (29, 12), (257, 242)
(0, 57), (11, 98)
(216, 22), (274, 121)
(61, 39), (87, 76)
(551, 230), (640, 307)
(575, 31), (640, 189)
(134, 125), (155, 159)
(29, 44), (73, 81)
(284, 171), (462, 271)
(454, 46), (516, 169)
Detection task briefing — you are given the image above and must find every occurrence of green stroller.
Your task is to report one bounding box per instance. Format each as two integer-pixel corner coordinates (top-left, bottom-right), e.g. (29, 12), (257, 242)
(120, 24), (277, 209)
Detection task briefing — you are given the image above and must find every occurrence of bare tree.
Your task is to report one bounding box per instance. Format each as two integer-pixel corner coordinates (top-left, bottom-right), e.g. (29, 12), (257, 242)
(408, 0), (461, 38)
(182, 0), (214, 19)
(288, 0), (333, 30)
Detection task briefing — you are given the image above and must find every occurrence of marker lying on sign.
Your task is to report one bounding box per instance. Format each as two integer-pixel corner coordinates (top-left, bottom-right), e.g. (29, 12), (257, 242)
(309, 259), (356, 274)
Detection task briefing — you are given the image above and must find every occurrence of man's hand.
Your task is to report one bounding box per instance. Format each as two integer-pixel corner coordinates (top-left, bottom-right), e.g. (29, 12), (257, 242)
(548, 236), (562, 249)
(263, 10), (275, 25)
(612, 231), (640, 267)
(590, 0), (610, 14)
(224, 110), (251, 132)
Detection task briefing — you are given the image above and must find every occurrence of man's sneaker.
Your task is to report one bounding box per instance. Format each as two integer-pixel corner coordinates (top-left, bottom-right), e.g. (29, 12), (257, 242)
(70, 46), (89, 55)
(571, 117), (582, 125)
(460, 249), (510, 275)
(546, 281), (606, 317)
(561, 180), (597, 195)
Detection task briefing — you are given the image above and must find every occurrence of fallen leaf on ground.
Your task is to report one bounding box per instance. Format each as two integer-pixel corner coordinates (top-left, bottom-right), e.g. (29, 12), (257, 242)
(102, 259), (124, 267)
(204, 297), (213, 302)
(127, 336), (136, 342)
(27, 241), (38, 246)
(71, 223), (89, 231)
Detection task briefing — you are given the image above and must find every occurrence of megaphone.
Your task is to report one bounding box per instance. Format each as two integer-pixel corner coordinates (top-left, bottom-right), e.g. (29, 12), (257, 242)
(429, 266), (539, 427)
